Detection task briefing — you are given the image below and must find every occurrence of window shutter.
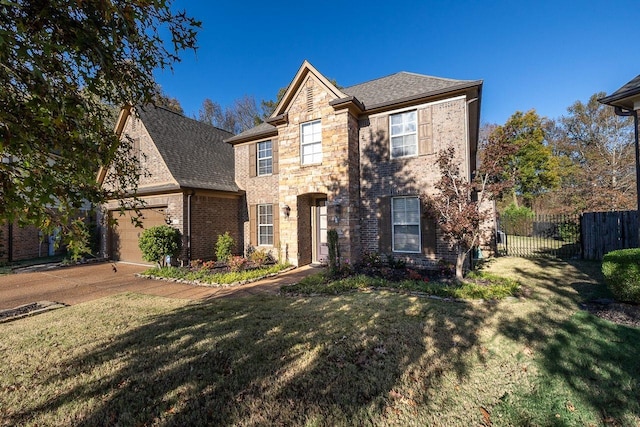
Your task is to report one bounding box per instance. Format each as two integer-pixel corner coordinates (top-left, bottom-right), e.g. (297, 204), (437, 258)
(418, 107), (433, 155)
(378, 196), (392, 253)
(272, 203), (279, 247)
(376, 116), (390, 161)
(421, 215), (437, 257)
(249, 143), (257, 178)
(272, 139), (279, 174)
(249, 204), (257, 246)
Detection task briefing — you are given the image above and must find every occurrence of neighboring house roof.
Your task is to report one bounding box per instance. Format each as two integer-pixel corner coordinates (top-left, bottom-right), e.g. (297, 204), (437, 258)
(341, 72), (482, 111)
(137, 105), (239, 192)
(599, 74), (640, 110)
(226, 62), (482, 145)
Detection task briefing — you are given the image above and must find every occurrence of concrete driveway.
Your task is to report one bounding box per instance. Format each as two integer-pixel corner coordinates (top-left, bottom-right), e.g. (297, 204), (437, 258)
(0, 262), (315, 310)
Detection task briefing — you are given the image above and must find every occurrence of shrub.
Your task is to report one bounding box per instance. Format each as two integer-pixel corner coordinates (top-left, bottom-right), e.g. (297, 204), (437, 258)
(138, 225), (182, 267)
(227, 255), (247, 272)
(602, 248), (640, 303)
(249, 248), (270, 267)
(327, 229), (340, 271)
(215, 232), (234, 262)
(501, 203), (534, 236)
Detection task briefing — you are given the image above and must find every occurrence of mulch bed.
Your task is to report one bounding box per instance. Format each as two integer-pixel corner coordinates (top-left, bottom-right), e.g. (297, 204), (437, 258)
(0, 301), (67, 323)
(580, 299), (640, 328)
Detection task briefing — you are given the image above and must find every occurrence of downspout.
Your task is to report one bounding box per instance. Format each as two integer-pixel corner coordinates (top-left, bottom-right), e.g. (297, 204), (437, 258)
(7, 223), (13, 263)
(614, 106), (640, 246)
(187, 190), (195, 264)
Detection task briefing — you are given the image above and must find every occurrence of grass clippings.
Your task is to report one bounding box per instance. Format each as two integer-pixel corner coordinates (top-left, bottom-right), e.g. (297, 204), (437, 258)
(0, 257), (638, 426)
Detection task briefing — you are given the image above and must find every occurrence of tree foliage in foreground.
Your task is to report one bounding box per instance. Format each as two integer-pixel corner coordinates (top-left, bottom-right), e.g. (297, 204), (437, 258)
(0, 0), (200, 235)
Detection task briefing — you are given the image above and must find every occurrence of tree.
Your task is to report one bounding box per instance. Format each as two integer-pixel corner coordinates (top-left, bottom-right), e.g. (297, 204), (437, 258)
(197, 95), (260, 133)
(0, 1), (200, 237)
(422, 144), (510, 281)
(548, 93), (636, 213)
(153, 84), (184, 114)
(488, 110), (560, 207)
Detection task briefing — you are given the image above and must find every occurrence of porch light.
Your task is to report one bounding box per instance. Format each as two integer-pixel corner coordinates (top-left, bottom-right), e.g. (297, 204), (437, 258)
(282, 205), (291, 219)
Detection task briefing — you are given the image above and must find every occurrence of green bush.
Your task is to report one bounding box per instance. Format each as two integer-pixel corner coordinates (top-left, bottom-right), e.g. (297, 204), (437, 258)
(215, 232), (234, 262)
(138, 225), (182, 267)
(602, 248), (640, 303)
(501, 203), (534, 236)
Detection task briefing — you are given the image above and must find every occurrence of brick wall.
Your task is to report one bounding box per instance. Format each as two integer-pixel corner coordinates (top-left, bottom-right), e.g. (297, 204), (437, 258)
(359, 97), (470, 267)
(0, 222), (51, 262)
(189, 193), (242, 261)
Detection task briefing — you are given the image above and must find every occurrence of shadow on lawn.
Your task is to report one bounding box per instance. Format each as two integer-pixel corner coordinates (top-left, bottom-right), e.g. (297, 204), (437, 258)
(493, 257), (640, 424)
(9, 293), (496, 426)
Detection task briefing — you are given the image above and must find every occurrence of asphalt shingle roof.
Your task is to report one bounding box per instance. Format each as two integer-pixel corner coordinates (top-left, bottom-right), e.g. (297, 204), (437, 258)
(599, 74), (640, 108)
(228, 70), (481, 143)
(137, 106), (238, 192)
(341, 71), (481, 110)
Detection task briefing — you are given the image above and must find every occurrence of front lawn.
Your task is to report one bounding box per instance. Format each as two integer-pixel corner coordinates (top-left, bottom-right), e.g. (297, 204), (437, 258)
(0, 257), (637, 426)
(282, 270), (521, 300)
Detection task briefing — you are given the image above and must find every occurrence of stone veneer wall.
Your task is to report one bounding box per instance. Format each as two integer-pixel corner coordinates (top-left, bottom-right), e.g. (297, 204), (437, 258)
(274, 75), (361, 266)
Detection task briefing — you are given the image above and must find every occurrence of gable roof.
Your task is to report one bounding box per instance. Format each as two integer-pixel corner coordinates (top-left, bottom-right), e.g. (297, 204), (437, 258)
(226, 62), (482, 145)
(137, 105), (238, 192)
(599, 75), (640, 110)
(341, 72), (482, 111)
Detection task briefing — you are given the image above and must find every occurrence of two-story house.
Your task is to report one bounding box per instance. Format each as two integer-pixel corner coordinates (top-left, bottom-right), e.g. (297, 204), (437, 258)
(226, 61), (486, 268)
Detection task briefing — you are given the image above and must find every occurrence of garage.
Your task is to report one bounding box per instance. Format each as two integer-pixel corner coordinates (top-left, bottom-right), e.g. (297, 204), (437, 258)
(109, 208), (168, 264)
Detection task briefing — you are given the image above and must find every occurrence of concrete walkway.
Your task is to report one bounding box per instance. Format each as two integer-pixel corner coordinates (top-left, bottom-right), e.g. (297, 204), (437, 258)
(0, 262), (320, 310)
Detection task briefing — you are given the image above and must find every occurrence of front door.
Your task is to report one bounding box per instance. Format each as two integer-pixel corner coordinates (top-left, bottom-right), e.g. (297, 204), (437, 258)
(315, 199), (329, 263)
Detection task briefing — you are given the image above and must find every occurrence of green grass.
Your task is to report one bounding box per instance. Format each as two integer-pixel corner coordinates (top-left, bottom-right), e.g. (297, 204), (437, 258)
(282, 270), (521, 300)
(141, 263), (291, 285)
(0, 257), (637, 426)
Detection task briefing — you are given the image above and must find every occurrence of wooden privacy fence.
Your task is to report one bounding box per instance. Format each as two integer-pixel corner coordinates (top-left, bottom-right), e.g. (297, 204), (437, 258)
(581, 211), (639, 260)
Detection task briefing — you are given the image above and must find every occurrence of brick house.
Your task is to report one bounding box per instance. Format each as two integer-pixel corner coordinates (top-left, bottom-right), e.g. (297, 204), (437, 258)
(226, 61), (488, 268)
(99, 105), (243, 264)
(0, 222), (54, 263)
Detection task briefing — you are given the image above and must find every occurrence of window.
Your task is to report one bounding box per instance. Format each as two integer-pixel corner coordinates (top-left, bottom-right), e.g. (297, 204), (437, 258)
(257, 140), (272, 175)
(258, 204), (274, 246)
(392, 196), (421, 253)
(301, 120), (322, 164)
(390, 111), (417, 158)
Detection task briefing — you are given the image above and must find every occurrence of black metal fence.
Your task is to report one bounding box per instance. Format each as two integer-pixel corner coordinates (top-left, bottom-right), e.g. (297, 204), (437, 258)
(496, 213), (582, 259)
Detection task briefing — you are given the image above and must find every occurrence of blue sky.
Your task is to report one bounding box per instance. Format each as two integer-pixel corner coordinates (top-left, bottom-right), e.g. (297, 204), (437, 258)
(155, 0), (639, 125)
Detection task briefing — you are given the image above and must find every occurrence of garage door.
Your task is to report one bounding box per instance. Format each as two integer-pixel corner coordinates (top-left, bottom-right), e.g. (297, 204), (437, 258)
(109, 208), (168, 264)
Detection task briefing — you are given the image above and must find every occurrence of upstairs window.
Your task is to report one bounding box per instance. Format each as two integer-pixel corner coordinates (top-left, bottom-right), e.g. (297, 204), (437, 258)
(257, 140), (273, 176)
(392, 196), (421, 253)
(258, 204), (274, 246)
(301, 120), (322, 165)
(390, 111), (417, 158)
